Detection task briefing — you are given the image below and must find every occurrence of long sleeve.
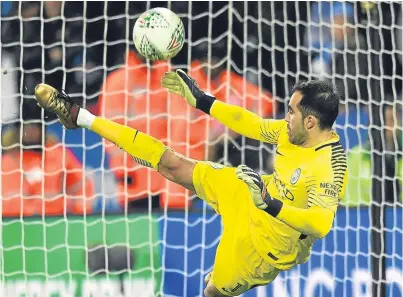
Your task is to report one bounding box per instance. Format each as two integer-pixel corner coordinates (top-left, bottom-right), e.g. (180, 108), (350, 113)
(276, 205), (334, 239)
(210, 100), (286, 144)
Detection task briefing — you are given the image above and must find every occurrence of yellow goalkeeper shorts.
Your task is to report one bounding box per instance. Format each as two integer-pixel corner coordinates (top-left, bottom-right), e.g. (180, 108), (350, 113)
(192, 161), (281, 296)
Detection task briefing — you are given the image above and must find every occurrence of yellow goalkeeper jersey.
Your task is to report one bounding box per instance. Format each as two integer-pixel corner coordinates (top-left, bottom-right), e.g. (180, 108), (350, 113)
(248, 119), (348, 270)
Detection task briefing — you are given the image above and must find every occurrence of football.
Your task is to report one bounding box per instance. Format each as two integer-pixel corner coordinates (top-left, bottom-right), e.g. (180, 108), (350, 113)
(133, 7), (185, 61)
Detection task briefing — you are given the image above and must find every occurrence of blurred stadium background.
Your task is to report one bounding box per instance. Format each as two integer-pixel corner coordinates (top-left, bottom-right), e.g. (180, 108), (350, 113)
(0, 1), (402, 297)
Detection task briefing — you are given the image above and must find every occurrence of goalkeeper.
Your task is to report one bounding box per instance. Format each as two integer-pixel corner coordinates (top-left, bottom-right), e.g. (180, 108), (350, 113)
(34, 71), (347, 297)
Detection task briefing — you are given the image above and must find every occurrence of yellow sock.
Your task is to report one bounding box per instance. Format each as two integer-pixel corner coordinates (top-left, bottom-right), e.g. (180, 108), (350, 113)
(90, 117), (167, 170)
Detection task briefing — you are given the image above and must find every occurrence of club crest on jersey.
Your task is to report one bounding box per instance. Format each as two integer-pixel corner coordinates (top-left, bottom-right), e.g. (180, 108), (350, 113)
(290, 168), (301, 185)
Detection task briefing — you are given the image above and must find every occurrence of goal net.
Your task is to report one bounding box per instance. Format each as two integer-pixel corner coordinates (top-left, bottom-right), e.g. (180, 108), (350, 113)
(0, 1), (402, 297)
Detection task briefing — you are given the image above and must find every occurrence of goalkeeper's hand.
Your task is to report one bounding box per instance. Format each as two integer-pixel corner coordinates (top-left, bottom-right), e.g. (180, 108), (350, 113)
(161, 69), (216, 114)
(236, 165), (283, 217)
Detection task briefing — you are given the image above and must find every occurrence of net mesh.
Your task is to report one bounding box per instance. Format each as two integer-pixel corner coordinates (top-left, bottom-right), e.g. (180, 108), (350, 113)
(0, 1), (402, 297)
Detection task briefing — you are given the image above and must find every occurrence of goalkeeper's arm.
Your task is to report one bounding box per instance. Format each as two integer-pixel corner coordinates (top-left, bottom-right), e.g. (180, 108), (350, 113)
(236, 165), (335, 239)
(210, 100), (265, 141)
(257, 195), (334, 239)
(162, 70), (284, 144)
(276, 205), (334, 239)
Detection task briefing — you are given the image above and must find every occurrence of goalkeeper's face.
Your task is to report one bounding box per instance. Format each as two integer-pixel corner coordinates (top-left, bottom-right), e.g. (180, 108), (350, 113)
(285, 92), (308, 146)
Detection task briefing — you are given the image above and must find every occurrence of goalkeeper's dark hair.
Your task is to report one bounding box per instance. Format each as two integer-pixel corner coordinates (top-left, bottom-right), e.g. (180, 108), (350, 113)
(292, 80), (340, 130)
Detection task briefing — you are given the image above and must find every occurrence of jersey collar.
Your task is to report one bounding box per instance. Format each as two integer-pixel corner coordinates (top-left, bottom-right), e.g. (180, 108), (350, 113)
(312, 131), (340, 151)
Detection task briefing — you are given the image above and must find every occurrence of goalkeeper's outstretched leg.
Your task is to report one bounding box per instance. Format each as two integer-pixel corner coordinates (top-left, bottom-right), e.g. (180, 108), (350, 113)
(34, 84), (241, 297)
(34, 83), (200, 193)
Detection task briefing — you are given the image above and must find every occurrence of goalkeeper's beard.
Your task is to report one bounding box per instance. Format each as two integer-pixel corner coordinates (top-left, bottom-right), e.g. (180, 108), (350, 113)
(288, 125), (308, 146)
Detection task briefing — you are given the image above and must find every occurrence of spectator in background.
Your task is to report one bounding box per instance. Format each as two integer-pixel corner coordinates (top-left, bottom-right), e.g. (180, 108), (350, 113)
(172, 42), (276, 170)
(97, 42), (276, 211)
(1, 2), (120, 116)
(97, 50), (173, 210)
(41, 1), (116, 111)
(306, 1), (355, 77)
(1, 104), (94, 217)
(165, 42), (276, 209)
(305, 1), (369, 105)
(1, 2), (66, 108)
(1, 1), (41, 108)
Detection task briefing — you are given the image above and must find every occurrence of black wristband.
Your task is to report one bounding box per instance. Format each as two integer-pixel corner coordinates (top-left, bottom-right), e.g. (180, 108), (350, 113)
(196, 94), (216, 115)
(264, 198), (283, 217)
